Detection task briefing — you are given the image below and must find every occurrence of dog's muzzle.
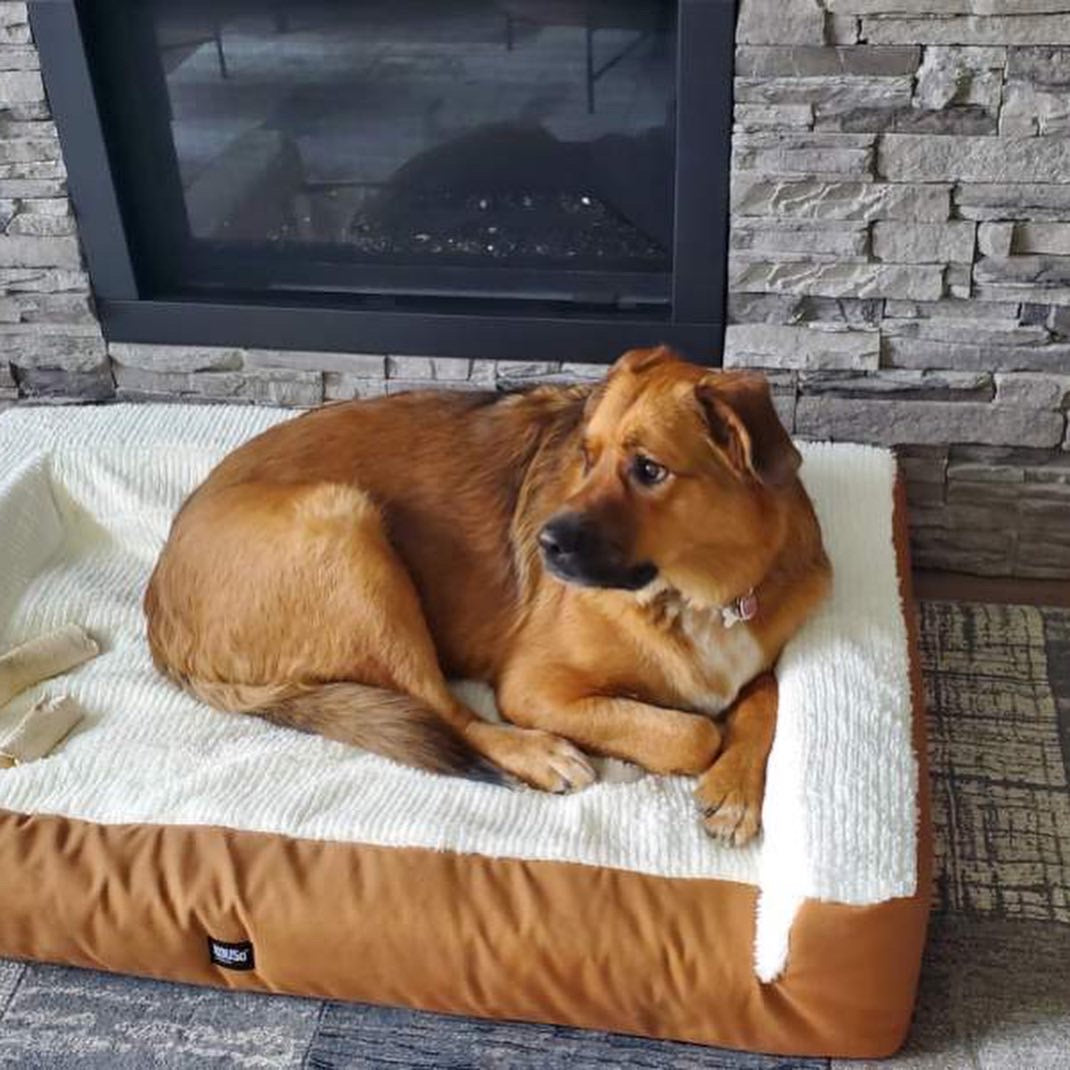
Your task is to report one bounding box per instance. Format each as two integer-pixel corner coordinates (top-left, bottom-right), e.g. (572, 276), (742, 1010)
(538, 513), (657, 591)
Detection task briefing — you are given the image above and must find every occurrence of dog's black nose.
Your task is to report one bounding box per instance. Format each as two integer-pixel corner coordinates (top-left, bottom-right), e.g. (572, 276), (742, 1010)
(538, 513), (587, 559)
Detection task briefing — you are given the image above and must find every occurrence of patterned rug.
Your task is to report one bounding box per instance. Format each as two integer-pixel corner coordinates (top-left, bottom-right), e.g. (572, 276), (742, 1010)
(1, 601), (1068, 1069)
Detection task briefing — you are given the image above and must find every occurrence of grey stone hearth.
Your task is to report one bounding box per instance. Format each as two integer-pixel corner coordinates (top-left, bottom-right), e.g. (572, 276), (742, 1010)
(2, 0), (1070, 577)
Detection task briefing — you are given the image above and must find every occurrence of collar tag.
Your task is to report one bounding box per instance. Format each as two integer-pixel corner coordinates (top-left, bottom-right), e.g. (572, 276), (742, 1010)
(721, 588), (758, 629)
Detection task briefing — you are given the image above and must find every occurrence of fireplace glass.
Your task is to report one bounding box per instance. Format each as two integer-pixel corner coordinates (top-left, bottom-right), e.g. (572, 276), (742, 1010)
(32, 0), (732, 359)
(100, 0), (677, 303)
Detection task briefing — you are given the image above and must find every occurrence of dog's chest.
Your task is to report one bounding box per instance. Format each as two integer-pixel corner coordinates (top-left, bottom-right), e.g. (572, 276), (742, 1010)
(664, 603), (767, 716)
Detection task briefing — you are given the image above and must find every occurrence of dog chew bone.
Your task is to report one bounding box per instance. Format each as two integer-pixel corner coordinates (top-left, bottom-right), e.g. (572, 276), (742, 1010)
(0, 625), (100, 708)
(0, 695), (85, 768)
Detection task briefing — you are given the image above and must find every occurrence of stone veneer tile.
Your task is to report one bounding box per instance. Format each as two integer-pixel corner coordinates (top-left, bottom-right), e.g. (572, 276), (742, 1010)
(728, 293), (883, 326)
(825, 0), (970, 10)
(731, 177), (950, 221)
(978, 222), (1015, 258)
(109, 342), (243, 373)
(974, 255), (1070, 305)
(734, 104), (814, 131)
(736, 0), (825, 44)
(735, 77), (915, 123)
(884, 298), (1022, 320)
(1000, 81), (1070, 135)
(730, 259), (944, 301)
(955, 183), (1070, 221)
(795, 398), (1065, 447)
(883, 337), (1070, 372)
(733, 132), (876, 179)
(1014, 223), (1070, 256)
(1006, 45), (1070, 82)
(880, 135), (1070, 183)
(864, 15), (1070, 46)
(994, 373), (1070, 407)
(872, 221), (977, 263)
(734, 45), (920, 77)
(730, 221), (869, 259)
(724, 323), (879, 369)
(243, 348), (386, 378)
(798, 369), (992, 400)
(0, 69), (42, 104)
(0, 234), (79, 269)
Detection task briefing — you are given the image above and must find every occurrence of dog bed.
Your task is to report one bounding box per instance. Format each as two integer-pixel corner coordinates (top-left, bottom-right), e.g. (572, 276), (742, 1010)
(0, 403), (929, 1058)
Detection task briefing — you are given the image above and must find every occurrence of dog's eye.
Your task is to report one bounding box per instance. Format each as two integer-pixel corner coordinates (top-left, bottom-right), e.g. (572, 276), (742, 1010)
(632, 455), (668, 487)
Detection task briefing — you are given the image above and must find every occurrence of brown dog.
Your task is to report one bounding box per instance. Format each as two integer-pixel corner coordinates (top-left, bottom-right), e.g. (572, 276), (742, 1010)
(145, 347), (830, 844)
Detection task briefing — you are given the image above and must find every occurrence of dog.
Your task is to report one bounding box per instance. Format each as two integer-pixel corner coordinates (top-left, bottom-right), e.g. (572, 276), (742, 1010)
(145, 346), (830, 844)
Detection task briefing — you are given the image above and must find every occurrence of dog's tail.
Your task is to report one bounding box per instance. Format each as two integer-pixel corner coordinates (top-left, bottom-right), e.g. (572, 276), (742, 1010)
(187, 679), (505, 785)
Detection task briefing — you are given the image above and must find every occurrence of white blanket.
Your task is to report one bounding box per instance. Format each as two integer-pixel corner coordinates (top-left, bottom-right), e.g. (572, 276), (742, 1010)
(0, 403), (915, 980)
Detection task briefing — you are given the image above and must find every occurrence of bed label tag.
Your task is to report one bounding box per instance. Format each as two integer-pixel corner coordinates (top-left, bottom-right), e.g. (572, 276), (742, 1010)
(208, 937), (255, 971)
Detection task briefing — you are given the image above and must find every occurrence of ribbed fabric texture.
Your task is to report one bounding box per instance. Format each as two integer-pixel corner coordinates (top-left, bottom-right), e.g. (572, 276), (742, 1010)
(0, 404), (915, 979)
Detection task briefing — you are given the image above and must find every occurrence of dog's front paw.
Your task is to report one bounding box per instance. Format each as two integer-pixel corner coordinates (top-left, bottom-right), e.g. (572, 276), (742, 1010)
(467, 722), (596, 793)
(694, 757), (763, 847)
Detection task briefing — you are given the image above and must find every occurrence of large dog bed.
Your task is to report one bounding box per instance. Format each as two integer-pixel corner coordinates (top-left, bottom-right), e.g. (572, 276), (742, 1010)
(0, 403), (929, 1058)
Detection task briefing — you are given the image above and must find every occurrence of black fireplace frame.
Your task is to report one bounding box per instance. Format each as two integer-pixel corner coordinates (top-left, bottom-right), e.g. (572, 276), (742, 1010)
(29, 0), (735, 364)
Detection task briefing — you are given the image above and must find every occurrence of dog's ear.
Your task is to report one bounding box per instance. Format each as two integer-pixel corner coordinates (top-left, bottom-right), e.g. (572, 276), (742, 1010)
(696, 373), (801, 486)
(610, 345), (681, 377)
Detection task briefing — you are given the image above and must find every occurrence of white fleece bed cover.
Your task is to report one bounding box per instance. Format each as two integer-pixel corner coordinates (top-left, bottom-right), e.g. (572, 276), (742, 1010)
(0, 403), (915, 980)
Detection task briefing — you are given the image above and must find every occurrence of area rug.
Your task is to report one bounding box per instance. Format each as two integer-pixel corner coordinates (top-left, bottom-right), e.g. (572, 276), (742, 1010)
(1, 600), (1068, 1069)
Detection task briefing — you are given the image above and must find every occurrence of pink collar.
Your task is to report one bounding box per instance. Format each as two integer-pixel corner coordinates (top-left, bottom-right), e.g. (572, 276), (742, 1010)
(721, 588), (758, 629)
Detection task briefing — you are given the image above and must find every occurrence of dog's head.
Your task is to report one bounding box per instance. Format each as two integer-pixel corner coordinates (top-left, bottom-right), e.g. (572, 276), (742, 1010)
(538, 346), (802, 603)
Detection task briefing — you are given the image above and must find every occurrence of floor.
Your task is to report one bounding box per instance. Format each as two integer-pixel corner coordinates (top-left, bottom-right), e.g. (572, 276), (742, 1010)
(1, 597), (1068, 1067)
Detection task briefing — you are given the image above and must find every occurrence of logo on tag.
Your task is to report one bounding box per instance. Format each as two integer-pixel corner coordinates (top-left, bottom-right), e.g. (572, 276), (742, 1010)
(208, 936), (255, 971)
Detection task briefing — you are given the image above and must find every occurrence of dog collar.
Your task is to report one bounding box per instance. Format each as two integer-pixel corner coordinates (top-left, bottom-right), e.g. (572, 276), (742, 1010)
(721, 588), (758, 629)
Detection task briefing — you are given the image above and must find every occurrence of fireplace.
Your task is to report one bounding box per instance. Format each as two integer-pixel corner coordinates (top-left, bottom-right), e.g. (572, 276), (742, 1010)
(30, 1), (734, 363)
